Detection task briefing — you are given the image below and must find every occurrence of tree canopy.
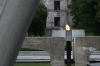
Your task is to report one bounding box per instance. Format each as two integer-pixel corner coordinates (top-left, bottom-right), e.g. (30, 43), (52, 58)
(28, 2), (47, 36)
(70, 0), (100, 35)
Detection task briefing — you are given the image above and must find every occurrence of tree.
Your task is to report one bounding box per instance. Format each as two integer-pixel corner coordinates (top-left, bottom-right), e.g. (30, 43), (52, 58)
(28, 2), (47, 36)
(70, 0), (100, 35)
(94, 1), (100, 35)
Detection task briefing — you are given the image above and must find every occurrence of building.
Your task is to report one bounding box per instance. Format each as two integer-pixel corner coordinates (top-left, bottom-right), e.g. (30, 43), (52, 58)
(0, 0), (72, 35)
(42, 0), (72, 34)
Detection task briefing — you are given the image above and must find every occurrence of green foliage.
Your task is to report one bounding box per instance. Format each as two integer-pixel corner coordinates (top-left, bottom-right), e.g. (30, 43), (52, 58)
(95, 10), (100, 22)
(70, 0), (100, 36)
(28, 3), (47, 36)
(95, 2), (100, 22)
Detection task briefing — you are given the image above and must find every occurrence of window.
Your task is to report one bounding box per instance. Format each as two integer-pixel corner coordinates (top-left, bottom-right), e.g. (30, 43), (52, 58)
(54, 1), (60, 10)
(54, 17), (60, 26)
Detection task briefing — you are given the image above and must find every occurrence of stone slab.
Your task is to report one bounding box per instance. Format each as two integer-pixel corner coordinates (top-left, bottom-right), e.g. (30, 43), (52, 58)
(22, 37), (65, 66)
(74, 36), (100, 63)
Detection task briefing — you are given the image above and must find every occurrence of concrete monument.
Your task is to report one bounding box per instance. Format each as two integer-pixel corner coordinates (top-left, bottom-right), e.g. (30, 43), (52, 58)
(74, 37), (100, 64)
(0, 0), (40, 66)
(22, 37), (64, 66)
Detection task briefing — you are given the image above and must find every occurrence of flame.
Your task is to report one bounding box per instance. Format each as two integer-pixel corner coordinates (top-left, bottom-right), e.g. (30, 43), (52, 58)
(65, 24), (70, 30)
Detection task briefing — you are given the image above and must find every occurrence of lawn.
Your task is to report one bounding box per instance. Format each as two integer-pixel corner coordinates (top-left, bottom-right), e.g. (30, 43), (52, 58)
(14, 63), (50, 66)
(14, 63), (74, 66)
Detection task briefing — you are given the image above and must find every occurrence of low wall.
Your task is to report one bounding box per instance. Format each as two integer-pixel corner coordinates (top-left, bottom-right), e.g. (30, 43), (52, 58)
(74, 36), (100, 64)
(22, 37), (64, 66)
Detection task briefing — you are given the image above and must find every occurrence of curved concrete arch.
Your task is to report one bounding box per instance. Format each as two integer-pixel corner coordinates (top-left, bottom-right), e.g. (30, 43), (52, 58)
(0, 0), (40, 66)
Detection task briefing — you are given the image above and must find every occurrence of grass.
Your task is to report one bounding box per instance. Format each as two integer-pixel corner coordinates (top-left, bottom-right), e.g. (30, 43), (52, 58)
(14, 63), (50, 66)
(14, 63), (75, 66)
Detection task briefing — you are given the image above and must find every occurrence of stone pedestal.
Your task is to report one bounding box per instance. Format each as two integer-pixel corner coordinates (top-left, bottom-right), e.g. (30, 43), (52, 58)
(74, 37), (100, 63)
(22, 37), (65, 66)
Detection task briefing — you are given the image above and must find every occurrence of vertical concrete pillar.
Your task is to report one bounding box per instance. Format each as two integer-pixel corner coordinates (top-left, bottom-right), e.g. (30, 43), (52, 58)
(0, 0), (40, 66)
(50, 38), (64, 66)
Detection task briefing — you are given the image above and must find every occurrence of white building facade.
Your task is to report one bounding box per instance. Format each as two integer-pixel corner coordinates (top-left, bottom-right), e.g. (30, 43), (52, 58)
(42, 0), (72, 34)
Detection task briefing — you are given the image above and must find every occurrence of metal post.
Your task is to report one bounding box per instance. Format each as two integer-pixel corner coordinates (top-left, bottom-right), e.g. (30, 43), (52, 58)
(67, 41), (71, 59)
(65, 24), (74, 63)
(49, 22), (54, 34)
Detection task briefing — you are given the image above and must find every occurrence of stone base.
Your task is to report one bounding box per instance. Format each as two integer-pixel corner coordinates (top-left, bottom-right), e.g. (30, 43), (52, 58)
(75, 61), (90, 64)
(65, 59), (75, 64)
(51, 61), (64, 66)
(51, 61), (64, 64)
(51, 64), (64, 66)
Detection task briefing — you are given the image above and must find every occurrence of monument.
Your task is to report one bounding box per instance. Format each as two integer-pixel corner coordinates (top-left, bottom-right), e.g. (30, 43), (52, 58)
(0, 0), (40, 66)
(74, 37), (100, 64)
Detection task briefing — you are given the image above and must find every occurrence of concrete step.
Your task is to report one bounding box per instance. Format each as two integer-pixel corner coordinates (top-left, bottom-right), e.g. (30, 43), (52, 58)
(18, 51), (100, 56)
(16, 51), (100, 62)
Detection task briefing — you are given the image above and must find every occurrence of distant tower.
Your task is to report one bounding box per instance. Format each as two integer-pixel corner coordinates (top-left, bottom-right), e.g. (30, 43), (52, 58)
(41, 0), (72, 34)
